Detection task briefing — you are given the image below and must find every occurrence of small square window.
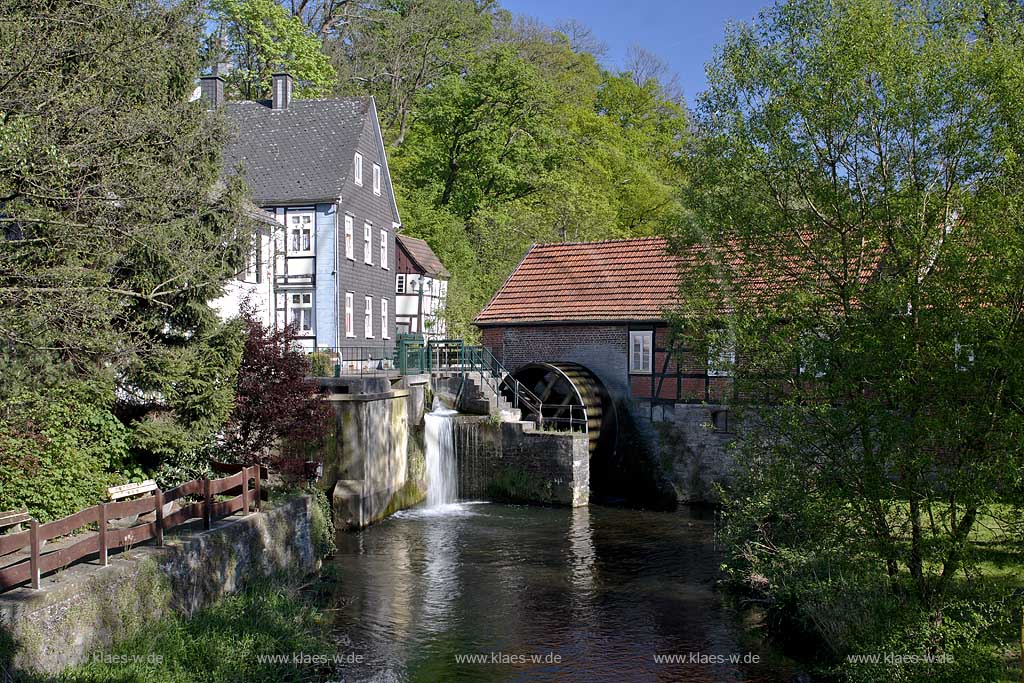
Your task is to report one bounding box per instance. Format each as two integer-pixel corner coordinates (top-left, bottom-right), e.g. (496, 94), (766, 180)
(344, 215), (354, 260)
(708, 335), (736, 377)
(364, 296), (373, 338)
(345, 293), (354, 338)
(396, 274), (406, 294)
(629, 331), (652, 374)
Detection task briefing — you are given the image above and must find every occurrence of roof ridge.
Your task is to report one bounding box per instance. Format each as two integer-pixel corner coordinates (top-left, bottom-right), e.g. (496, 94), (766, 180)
(533, 236), (668, 248)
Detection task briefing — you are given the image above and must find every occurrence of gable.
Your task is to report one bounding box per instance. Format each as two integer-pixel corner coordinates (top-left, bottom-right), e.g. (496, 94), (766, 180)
(222, 98), (370, 205)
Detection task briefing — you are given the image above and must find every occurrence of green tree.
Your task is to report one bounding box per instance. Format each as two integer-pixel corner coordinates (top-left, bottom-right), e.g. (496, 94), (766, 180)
(0, 0), (253, 478)
(330, 0), (494, 144)
(210, 0), (336, 99)
(676, 0), (1024, 676)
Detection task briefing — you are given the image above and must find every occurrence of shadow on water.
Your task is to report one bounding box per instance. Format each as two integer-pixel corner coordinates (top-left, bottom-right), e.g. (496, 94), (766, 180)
(326, 502), (802, 683)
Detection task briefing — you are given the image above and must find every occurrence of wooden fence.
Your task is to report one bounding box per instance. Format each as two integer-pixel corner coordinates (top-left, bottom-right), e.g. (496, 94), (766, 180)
(0, 465), (262, 593)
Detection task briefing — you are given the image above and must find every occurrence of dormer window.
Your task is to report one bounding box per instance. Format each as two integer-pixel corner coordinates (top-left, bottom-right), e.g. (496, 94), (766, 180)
(373, 163), (381, 196)
(354, 153), (363, 186)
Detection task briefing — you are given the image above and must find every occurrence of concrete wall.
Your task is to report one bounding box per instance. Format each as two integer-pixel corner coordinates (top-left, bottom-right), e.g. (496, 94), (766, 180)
(324, 383), (427, 529)
(454, 417), (589, 507)
(0, 497), (317, 677)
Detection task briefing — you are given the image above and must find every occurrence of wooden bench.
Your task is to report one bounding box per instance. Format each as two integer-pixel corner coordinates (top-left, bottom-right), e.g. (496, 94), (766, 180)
(106, 480), (159, 528)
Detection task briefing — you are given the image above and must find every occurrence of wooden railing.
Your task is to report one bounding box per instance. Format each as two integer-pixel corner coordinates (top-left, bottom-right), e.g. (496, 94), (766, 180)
(0, 465), (261, 593)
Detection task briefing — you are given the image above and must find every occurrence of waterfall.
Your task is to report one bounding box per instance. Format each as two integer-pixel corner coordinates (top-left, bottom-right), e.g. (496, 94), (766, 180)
(424, 398), (458, 506)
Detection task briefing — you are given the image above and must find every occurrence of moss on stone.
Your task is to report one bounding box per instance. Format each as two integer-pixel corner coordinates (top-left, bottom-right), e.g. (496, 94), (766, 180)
(379, 480), (425, 520)
(485, 467), (551, 504)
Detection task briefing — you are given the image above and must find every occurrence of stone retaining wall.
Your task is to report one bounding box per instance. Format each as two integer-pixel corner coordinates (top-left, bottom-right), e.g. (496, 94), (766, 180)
(0, 496), (316, 676)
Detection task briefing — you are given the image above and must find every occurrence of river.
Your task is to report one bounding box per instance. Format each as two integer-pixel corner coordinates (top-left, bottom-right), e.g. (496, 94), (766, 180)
(326, 502), (794, 683)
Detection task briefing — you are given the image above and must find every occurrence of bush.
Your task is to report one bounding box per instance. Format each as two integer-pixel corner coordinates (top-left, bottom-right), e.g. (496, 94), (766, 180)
(308, 351), (333, 378)
(307, 485), (335, 559)
(0, 390), (131, 522)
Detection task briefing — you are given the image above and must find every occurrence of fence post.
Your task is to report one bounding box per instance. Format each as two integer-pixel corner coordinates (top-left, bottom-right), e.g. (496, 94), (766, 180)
(154, 489), (164, 547)
(254, 468), (261, 512)
(29, 519), (40, 590)
(98, 503), (108, 567)
(203, 477), (212, 530)
(241, 467), (250, 514)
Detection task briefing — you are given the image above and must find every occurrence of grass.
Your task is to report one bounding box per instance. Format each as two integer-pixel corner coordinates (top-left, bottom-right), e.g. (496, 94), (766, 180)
(42, 575), (336, 683)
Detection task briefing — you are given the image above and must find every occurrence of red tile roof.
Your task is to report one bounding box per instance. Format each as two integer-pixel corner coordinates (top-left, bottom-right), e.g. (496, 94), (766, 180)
(475, 235), (883, 326)
(475, 237), (683, 325)
(396, 234), (450, 278)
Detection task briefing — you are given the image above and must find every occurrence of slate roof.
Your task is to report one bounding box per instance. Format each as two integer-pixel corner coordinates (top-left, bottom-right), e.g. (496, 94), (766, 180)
(222, 98), (371, 205)
(475, 237), (682, 325)
(397, 235), (450, 278)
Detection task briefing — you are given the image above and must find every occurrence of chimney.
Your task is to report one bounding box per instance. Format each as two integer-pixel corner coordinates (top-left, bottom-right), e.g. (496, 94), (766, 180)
(199, 73), (224, 109)
(272, 71), (293, 110)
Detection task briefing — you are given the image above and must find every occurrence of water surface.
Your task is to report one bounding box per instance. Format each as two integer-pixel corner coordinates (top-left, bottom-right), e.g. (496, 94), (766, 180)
(328, 503), (789, 683)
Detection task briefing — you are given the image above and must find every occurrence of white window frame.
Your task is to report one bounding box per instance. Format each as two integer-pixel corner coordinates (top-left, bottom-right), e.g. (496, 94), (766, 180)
(345, 292), (354, 338)
(396, 274), (406, 294)
(287, 291), (314, 335)
(372, 163), (381, 196)
(381, 299), (389, 339)
(629, 330), (653, 375)
(707, 333), (736, 378)
(286, 210), (314, 256)
(380, 228), (388, 269)
(364, 296), (373, 339)
(363, 222), (372, 265)
(954, 338), (975, 372)
(344, 214), (354, 260)
(354, 153), (363, 186)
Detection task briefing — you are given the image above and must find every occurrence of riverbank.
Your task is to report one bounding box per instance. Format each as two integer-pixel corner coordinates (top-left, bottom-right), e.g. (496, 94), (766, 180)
(26, 574), (336, 683)
(33, 502), (804, 683)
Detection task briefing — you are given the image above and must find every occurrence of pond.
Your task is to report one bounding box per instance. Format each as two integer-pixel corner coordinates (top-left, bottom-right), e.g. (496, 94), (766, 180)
(326, 502), (794, 682)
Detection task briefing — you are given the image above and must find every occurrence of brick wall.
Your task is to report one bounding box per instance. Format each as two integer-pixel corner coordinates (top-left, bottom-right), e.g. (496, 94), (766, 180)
(480, 323), (736, 403)
(480, 324), (631, 397)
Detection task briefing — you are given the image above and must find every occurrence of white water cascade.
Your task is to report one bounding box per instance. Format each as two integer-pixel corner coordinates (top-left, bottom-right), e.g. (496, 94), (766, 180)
(424, 398), (459, 507)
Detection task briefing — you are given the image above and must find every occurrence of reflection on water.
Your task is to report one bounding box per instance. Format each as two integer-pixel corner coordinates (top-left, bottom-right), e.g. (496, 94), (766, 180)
(328, 503), (789, 683)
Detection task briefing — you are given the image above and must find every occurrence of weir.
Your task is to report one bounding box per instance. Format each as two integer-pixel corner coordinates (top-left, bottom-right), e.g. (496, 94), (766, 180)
(424, 399), (458, 506)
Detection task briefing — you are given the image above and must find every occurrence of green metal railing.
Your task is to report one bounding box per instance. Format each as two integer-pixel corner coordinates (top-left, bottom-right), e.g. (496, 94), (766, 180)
(328, 337), (587, 433)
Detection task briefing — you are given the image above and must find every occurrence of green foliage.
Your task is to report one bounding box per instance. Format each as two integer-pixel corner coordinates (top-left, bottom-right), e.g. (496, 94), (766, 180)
(129, 318), (245, 484)
(308, 351), (333, 378)
(308, 485), (335, 559)
(53, 578), (333, 683)
(321, 4), (689, 334)
(679, 0), (1024, 678)
(0, 389), (129, 522)
(210, 0), (336, 100)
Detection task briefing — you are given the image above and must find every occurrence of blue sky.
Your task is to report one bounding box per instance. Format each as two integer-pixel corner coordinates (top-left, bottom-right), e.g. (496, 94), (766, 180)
(499, 0), (771, 104)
